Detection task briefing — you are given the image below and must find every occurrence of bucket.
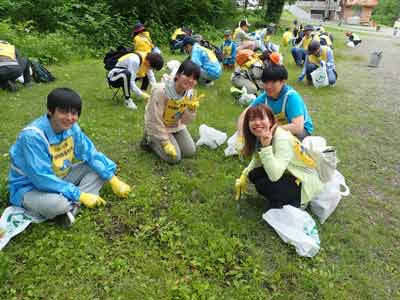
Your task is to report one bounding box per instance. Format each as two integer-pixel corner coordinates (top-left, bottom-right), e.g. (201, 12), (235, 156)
(368, 51), (383, 67)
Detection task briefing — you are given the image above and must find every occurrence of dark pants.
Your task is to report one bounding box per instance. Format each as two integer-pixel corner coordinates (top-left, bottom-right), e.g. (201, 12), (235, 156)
(248, 167), (301, 209)
(291, 47), (306, 66)
(0, 57), (31, 89)
(108, 69), (132, 99)
(136, 76), (149, 91)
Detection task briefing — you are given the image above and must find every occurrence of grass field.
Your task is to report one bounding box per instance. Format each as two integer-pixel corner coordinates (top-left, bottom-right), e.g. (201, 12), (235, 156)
(0, 27), (399, 300)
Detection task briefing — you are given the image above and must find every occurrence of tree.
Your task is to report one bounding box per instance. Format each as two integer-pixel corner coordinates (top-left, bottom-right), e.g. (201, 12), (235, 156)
(264, 0), (296, 24)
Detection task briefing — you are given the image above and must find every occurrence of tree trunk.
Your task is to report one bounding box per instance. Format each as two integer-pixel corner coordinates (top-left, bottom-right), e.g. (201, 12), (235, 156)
(265, 0), (285, 24)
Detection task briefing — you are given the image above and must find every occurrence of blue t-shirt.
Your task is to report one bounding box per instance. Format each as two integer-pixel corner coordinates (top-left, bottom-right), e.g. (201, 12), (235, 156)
(251, 84), (313, 134)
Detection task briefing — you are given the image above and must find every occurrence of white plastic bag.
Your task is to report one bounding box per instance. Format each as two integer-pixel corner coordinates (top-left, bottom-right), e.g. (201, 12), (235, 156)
(224, 131), (243, 156)
(161, 60), (181, 83)
(310, 170), (350, 224)
(196, 124), (227, 149)
(0, 206), (45, 250)
(311, 63), (329, 88)
(238, 86), (256, 106)
(263, 205), (320, 257)
(346, 41), (355, 48)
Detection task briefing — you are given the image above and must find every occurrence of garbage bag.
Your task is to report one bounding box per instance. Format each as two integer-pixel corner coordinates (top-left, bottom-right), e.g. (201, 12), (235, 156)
(196, 124), (227, 149)
(238, 86), (256, 106)
(263, 205), (320, 257)
(311, 63), (329, 88)
(310, 170), (350, 224)
(224, 131), (243, 156)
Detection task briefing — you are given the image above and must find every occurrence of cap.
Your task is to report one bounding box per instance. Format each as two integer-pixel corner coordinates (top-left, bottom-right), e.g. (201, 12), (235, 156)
(133, 22), (145, 33)
(224, 29), (232, 36)
(304, 24), (314, 32)
(308, 40), (321, 54)
(181, 36), (195, 48)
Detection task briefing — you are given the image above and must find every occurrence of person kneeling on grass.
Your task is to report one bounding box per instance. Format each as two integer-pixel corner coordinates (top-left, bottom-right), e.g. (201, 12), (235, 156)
(142, 60), (201, 164)
(235, 104), (323, 209)
(8, 88), (132, 227)
(297, 40), (337, 86)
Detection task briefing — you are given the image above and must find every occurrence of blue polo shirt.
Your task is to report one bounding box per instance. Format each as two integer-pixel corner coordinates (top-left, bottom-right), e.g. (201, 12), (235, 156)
(251, 84), (313, 134)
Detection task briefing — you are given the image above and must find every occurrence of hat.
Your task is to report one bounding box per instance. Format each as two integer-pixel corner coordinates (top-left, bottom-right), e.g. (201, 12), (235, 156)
(224, 29), (232, 36)
(133, 22), (145, 33)
(181, 36), (195, 48)
(304, 24), (314, 32)
(239, 19), (250, 27)
(308, 40), (321, 54)
(269, 52), (282, 65)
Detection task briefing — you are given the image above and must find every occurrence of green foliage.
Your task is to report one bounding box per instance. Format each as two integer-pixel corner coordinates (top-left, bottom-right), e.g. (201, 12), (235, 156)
(264, 0), (285, 24)
(372, 0), (400, 26)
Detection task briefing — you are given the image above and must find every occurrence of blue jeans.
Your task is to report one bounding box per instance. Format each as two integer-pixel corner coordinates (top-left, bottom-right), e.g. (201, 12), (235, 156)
(291, 47), (306, 65)
(306, 64), (337, 85)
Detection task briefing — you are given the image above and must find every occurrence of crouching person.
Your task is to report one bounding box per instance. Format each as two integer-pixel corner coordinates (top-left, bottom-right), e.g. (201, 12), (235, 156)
(235, 104), (323, 209)
(297, 40), (337, 86)
(8, 88), (132, 226)
(143, 60), (201, 164)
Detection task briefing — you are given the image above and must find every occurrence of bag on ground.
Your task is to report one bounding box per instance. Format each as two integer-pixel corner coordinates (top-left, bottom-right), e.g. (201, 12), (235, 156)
(30, 60), (55, 83)
(263, 205), (320, 257)
(310, 63), (329, 88)
(196, 124), (227, 149)
(0, 206), (45, 250)
(310, 170), (350, 224)
(224, 131), (242, 156)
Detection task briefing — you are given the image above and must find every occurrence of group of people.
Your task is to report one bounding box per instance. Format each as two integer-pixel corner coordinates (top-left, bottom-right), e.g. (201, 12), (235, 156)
(4, 19), (339, 228)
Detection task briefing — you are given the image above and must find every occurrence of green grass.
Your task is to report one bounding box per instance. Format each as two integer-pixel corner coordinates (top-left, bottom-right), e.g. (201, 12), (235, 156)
(0, 31), (399, 300)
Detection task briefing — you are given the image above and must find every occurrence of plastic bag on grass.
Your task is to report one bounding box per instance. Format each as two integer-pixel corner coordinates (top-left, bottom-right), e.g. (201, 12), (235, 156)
(0, 206), (45, 250)
(263, 205), (320, 257)
(196, 124), (227, 149)
(310, 170), (350, 224)
(311, 63), (329, 88)
(238, 86), (256, 106)
(224, 131), (243, 156)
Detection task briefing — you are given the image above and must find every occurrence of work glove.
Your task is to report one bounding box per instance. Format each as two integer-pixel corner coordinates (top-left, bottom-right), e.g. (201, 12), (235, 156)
(79, 192), (106, 208)
(140, 92), (150, 101)
(162, 141), (177, 159)
(235, 135), (245, 153)
(235, 174), (248, 201)
(109, 176), (132, 198)
(186, 93), (204, 112)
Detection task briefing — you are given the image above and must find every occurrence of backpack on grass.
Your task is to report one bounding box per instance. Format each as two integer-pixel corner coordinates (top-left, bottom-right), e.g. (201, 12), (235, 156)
(30, 60), (55, 83)
(199, 40), (224, 62)
(103, 46), (134, 70)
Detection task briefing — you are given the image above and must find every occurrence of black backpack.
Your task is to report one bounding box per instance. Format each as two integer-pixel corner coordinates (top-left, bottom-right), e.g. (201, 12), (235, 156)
(30, 60), (55, 83)
(199, 40), (224, 63)
(103, 46), (134, 70)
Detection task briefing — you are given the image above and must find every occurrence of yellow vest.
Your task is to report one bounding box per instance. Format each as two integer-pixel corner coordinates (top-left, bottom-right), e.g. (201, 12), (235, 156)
(308, 46), (328, 65)
(133, 31), (154, 54)
(317, 33), (332, 47)
(302, 36), (314, 50)
(171, 28), (185, 40)
(282, 31), (293, 46)
(199, 45), (218, 63)
(0, 42), (16, 60)
(118, 51), (149, 78)
(49, 136), (75, 177)
(162, 96), (191, 127)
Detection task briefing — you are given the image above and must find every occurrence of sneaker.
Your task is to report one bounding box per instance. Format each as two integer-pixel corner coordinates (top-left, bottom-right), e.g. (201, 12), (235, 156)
(54, 205), (79, 228)
(125, 98), (137, 110)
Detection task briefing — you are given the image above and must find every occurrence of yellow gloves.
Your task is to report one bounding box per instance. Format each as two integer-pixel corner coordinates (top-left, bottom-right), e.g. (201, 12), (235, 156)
(79, 192), (106, 208)
(235, 135), (245, 153)
(162, 141), (177, 159)
(140, 92), (150, 101)
(186, 93), (204, 112)
(109, 176), (132, 198)
(235, 174), (248, 201)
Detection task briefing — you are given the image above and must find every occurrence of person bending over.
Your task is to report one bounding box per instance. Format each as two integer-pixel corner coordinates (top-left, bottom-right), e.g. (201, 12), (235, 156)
(8, 88), (131, 226)
(107, 51), (164, 110)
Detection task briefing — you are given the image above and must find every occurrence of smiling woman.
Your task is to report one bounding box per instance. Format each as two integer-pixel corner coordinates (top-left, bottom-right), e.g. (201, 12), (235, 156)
(235, 104), (323, 210)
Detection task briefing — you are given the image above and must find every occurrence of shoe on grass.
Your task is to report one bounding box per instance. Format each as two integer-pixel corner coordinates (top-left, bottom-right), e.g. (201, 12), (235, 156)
(125, 98), (137, 110)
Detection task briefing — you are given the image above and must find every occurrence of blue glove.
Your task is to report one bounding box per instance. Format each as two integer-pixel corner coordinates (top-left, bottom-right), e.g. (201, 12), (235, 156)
(297, 75), (305, 82)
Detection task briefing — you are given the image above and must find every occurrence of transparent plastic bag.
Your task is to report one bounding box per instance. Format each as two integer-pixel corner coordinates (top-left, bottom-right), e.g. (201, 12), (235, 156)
(196, 124), (227, 149)
(310, 170), (350, 224)
(263, 205), (320, 257)
(311, 63), (329, 88)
